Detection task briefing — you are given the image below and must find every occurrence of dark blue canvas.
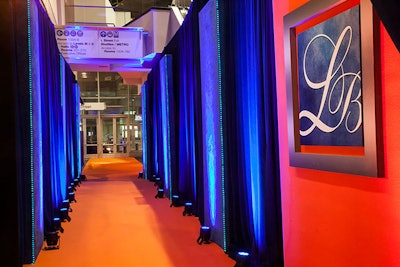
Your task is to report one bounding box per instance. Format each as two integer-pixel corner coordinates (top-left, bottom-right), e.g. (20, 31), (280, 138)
(297, 5), (363, 146)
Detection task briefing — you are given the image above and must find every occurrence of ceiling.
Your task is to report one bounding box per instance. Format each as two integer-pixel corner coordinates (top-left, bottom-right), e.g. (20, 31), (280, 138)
(112, 0), (173, 19)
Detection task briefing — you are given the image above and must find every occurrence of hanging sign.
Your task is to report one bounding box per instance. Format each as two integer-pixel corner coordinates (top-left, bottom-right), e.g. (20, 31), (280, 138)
(80, 102), (106, 111)
(55, 25), (144, 59)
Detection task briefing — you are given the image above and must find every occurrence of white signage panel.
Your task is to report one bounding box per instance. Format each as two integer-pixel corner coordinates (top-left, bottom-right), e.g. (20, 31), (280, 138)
(55, 25), (144, 59)
(80, 102), (106, 111)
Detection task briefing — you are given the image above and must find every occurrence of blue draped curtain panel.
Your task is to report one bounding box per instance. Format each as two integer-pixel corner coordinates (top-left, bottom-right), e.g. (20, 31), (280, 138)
(144, 0), (284, 265)
(219, 0), (284, 265)
(143, 80), (157, 182)
(14, 0), (81, 263)
(162, 1), (206, 221)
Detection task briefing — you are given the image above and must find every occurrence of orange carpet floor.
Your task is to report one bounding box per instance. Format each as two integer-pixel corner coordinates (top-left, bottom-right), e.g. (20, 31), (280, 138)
(25, 157), (235, 267)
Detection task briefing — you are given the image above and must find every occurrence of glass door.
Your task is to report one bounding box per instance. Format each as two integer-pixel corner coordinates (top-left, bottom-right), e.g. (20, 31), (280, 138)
(84, 118), (98, 157)
(116, 117), (128, 155)
(82, 115), (130, 160)
(102, 118), (114, 156)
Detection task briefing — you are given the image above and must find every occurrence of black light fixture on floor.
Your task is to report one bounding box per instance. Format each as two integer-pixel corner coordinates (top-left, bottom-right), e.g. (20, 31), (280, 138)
(60, 207), (71, 222)
(170, 195), (181, 207)
(53, 217), (64, 233)
(68, 184), (76, 192)
(70, 179), (79, 191)
(44, 231), (60, 250)
(155, 188), (164, 198)
(62, 199), (72, 212)
(80, 174), (87, 181)
(68, 191), (76, 202)
(196, 226), (211, 245)
(73, 177), (81, 187)
(182, 202), (193, 216)
(234, 251), (250, 267)
(154, 177), (164, 188)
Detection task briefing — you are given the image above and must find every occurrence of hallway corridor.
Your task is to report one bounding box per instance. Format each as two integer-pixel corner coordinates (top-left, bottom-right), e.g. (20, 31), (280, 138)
(25, 158), (235, 267)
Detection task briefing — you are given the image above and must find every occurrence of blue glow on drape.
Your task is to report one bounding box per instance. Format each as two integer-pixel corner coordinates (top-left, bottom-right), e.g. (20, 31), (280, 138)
(189, 89), (197, 201)
(202, 79), (217, 225)
(63, 59), (74, 183)
(199, 0), (220, 228)
(165, 58), (172, 196)
(177, 46), (197, 201)
(235, 0), (266, 251)
(178, 82), (191, 193)
(50, 95), (63, 206)
(160, 55), (171, 193)
(215, 0), (226, 250)
(61, 58), (81, 196)
(153, 101), (158, 175)
(219, 0), (284, 263)
(48, 55), (66, 209)
(205, 110), (218, 226)
(27, 0), (38, 261)
(243, 85), (264, 249)
(75, 83), (82, 175)
(142, 83), (148, 178)
(59, 56), (67, 201)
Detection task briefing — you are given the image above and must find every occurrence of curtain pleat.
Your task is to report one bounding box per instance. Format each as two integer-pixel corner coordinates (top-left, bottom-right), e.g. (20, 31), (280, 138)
(220, 0), (284, 265)
(123, 0), (284, 265)
(159, 2), (205, 220)
(17, 0), (81, 262)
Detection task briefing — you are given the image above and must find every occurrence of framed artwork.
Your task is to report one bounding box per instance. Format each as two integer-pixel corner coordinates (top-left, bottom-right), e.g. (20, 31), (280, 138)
(284, 0), (383, 177)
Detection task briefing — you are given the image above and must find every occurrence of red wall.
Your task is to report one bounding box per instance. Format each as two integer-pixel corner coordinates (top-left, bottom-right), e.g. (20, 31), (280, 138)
(274, 1), (400, 266)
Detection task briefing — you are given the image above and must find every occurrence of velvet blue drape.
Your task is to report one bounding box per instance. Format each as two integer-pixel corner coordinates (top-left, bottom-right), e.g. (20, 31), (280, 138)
(219, 0), (284, 266)
(162, 2), (206, 220)
(140, 0), (284, 265)
(145, 63), (162, 181)
(36, 5), (67, 235)
(145, 55), (174, 198)
(16, 0), (81, 263)
(142, 75), (156, 181)
(64, 66), (82, 186)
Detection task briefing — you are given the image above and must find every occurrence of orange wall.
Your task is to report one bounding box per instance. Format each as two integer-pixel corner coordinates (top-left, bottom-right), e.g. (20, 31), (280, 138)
(273, 1), (400, 266)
